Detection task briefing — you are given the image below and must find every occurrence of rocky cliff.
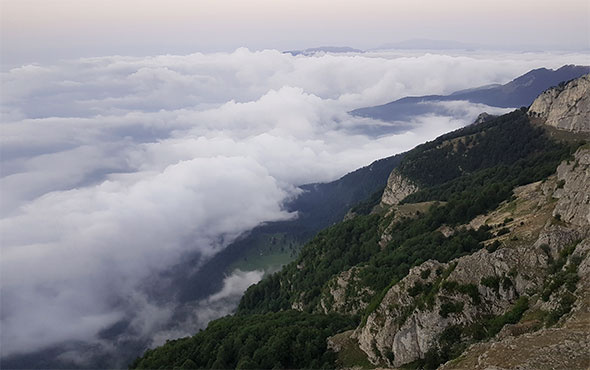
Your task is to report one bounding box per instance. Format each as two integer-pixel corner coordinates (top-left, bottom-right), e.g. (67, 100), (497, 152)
(439, 146), (590, 369)
(529, 74), (590, 133)
(380, 169), (419, 206)
(320, 267), (375, 315)
(350, 147), (590, 368)
(553, 147), (590, 227)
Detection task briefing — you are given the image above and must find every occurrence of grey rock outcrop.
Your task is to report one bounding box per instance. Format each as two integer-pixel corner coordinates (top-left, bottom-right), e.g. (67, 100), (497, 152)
(441, 239), (590, 370)
(381, 169), (418, 206)
(552, 147), (590, 229)
(473, 112), (493, 124)
(320, 267), (374, 315)
(354, 245), (545, 367)
(529, 74), (590, 132)
(353, 148), (590, 368)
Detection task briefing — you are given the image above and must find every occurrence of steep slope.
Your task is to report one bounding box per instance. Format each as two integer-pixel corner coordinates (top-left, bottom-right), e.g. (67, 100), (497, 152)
(529, 73), (590, 133)
(344, 74), (590, 368)
(440, 148), (590, 370)
(237, 109), (575, 316)
(352, 65), (589, 122)
(160, 153), (404, 306)
(354, 149), (590, 367)
(130, 75), (590, 370)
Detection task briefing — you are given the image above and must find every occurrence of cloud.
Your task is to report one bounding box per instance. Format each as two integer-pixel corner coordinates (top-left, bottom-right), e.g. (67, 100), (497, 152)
(144, 269), (265, 350)
(207, 269), (265, 303)
(1, 48), (588, 362)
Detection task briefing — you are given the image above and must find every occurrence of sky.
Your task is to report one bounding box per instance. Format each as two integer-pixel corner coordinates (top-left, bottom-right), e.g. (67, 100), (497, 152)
(1, 0), (590, 367)
(1, 0), (589, 67)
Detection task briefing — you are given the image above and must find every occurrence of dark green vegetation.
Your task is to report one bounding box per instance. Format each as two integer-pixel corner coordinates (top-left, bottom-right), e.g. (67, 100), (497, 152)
(131, 110), (583, 369)
(130, 311), (356, 369)
(240, 110), (578, 317)
(238, 214), (381, 313)
(401, 110), (576, 224)
(238, 215), (492, 315)
(441, 281), (481, 305)
(228, 232), (299, 272)
(470, 296), (530, 340)
(540, 241), (583, 326)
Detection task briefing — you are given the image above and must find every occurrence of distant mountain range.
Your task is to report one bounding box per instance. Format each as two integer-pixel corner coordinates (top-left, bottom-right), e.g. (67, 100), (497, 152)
(284, 46), (364, 56)
(351, 65), (590, 122)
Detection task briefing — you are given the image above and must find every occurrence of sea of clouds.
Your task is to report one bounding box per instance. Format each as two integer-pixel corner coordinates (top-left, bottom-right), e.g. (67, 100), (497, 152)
(1, 48), (588, 364)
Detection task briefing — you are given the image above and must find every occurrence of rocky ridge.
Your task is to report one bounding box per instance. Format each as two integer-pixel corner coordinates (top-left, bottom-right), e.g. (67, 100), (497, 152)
(528, 74), (590, 133)
(441, 238), (590, 370)
(380, 169), (419, 206)
(129, 74), (590, 370)
(324, 77), (590, 368)
(439, 146), (590, 370)
(348, 147), (590, 368)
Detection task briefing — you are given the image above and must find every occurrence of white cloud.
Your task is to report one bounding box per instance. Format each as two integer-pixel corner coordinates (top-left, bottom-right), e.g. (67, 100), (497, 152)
(1, 48), (588, 361)
(207, 269), (265, 303)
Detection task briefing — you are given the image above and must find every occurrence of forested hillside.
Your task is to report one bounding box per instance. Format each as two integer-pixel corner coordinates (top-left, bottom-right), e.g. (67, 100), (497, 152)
(237, 109), (577, 315)
(131, 106), (584, 369)
(164, 153), (404, 304)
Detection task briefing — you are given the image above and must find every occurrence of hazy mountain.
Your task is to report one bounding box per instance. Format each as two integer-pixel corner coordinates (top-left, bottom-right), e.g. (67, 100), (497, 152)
(284, 46), (364, 56)
(351, 65), (590, 122)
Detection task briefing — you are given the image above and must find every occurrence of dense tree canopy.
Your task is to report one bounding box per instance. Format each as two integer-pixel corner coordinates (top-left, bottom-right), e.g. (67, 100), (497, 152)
(130, 311), (356, 370)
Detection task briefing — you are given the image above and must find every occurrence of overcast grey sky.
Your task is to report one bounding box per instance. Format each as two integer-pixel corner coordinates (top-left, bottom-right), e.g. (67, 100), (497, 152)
(1, 0), (589, 67)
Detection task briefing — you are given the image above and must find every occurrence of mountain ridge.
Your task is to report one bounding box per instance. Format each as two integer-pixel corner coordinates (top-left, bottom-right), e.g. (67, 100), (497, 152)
(130, 74), (590, 370)
(352, 65), (590, 122)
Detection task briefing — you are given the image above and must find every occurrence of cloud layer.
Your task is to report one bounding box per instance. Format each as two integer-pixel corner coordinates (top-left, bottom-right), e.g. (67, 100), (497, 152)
(1, 49), (588, 361)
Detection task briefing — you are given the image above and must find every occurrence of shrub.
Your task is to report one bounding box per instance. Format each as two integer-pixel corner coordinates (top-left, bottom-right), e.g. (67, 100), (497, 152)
(457, 283), (481, 305)
(495, 228), (510, 237)
(487, 240), (501, 253)
(439, 302), (464, 318)
(481, 276), (501, 292)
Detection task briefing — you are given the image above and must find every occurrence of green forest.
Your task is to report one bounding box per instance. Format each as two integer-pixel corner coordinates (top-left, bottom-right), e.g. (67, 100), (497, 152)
(130, 110), (582, 369)
(131, 311), (356, 369)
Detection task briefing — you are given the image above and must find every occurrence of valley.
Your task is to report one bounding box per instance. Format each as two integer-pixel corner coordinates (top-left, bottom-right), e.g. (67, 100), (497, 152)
(131, 73), (590, 369)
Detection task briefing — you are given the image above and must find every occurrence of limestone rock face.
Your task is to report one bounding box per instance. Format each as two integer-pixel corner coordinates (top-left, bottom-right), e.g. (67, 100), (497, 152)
(354, 246), (544, 367)
(473, 112), (493, 124)
(441, 239), (590, 370)
(528, 74), (590, 132)
(553, 148), (590, 229)
(353, 147), (590, 368)
(381, 169), (418, 206)
(353, 260), (448, 366)
(320, 267), (374, 315)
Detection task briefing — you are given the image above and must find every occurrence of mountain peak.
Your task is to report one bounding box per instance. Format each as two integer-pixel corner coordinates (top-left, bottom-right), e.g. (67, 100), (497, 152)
(529, 73), (590, 133)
